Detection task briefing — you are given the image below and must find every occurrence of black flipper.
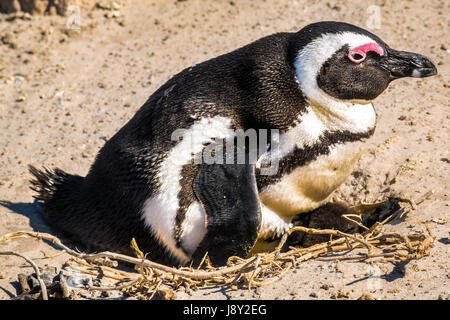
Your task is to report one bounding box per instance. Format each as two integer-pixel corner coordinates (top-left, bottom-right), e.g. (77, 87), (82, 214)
(192, 163), (261, 266)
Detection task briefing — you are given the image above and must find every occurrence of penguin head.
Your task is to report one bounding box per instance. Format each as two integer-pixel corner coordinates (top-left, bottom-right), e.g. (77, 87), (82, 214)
(290, 21), (437, 105)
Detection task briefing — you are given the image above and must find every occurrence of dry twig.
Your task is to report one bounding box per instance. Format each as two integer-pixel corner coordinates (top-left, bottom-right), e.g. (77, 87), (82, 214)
(0, 198), (436, 300)
(0, 251), (48, 300)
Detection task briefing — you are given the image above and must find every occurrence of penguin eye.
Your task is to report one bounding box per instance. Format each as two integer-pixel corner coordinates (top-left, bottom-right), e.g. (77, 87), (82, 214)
(347, 43), (384, 64)
(348, 50), (366, 63)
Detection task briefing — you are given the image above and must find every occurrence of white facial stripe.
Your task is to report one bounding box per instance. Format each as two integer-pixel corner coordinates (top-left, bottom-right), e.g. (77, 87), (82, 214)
(295, 32), (378, 92)
(141, 116), (234, 263)
(294, 32), (378, 133)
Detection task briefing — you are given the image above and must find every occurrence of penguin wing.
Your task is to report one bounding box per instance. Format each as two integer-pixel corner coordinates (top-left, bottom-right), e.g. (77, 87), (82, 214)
(191, 162), (261, 266)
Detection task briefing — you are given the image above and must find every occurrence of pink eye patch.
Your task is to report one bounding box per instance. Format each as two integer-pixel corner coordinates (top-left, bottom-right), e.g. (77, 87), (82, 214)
(348, 43), (384, 63)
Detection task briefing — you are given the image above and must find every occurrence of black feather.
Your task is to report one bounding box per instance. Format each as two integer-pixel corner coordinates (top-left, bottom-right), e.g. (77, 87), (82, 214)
(29, 165), (71, 204)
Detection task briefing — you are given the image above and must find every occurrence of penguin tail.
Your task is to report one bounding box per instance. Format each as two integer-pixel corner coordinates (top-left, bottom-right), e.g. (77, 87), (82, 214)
(28, 165), (84, 220)
(29, 165), (69, 203)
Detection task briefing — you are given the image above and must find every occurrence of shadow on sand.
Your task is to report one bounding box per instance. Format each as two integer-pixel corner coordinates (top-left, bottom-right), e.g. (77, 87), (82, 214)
(0, 200), (52, 234)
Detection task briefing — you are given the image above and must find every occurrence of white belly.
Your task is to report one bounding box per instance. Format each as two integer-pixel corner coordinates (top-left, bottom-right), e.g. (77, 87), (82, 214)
(172, 142), (364, 252)
(259, 141), (364, 218)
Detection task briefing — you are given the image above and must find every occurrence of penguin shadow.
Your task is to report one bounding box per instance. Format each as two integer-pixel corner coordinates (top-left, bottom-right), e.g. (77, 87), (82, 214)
(0, 200), (137, 299)
(0, 200), (52, 234)
(0, 200), (53, 299)
(0, 200), (88, 254)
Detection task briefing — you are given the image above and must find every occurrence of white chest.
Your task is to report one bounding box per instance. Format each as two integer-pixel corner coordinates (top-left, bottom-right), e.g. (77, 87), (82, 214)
(259, 141), (364, 217)
(256, 103), (374, 239)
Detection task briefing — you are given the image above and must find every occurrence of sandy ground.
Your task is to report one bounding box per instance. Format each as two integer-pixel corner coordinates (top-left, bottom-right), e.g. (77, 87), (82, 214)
(0, 0), (448, 300)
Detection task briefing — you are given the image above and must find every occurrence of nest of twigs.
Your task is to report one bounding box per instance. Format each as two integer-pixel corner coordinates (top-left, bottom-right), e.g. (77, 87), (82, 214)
(0, 197), (436, 300)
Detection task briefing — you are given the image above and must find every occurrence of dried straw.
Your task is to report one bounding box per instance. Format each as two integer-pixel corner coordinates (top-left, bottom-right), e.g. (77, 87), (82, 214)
(0, 198), (436, 300)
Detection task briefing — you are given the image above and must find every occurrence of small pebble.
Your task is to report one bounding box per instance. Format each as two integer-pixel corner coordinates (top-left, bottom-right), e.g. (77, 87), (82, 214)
(359, 293), (377, 300)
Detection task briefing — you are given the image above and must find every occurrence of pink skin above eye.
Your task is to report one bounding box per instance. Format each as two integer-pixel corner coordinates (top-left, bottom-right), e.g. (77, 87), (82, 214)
(348, 43), (385, 63)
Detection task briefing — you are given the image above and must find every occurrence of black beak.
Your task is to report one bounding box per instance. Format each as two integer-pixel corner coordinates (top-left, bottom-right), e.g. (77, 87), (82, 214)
(379, 47), (438, 79)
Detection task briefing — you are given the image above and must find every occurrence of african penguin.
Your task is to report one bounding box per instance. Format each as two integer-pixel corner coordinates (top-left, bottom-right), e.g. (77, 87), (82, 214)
(29, 21), (437, 266)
